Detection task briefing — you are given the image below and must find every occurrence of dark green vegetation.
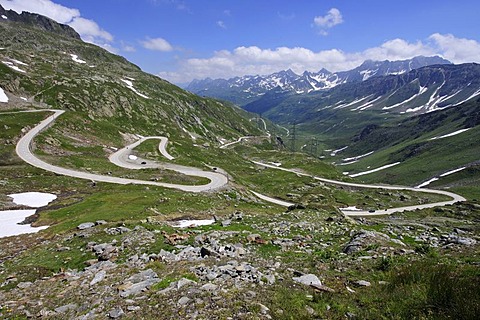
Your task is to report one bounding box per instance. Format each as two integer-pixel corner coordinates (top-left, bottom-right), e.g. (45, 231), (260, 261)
(326, 98), (480, 199)
(255, 94), (480, 200)
(0, 10), (479, 320)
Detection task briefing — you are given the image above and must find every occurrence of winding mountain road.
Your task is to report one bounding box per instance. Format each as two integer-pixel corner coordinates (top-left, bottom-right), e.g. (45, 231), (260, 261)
(251, 160), (466, 215)
(108, 136), (228, 191)
(12, 109), (466, 214)
(15, 109), (227, 192)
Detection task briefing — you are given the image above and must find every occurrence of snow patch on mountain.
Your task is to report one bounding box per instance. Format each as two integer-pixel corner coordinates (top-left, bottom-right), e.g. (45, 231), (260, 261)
(2, 60), (26, 73)
(449, 89), (480, 108)
(383, 85), (428, 110)
(416, 177), (439, 188)
(429, 128), (471, 140)
(335, 96), (372, 110)
(330, 146), (348, 156)
(0, 86), (8, 103)
(349, 162), (401, 177)
(342, 151), (374, 162)
(121, 79), (149, 99)
(70, 54), (86, 64)
(360, 68), (378, 81)
(416, 166), (467, 188)
(351, 96), (382, 111)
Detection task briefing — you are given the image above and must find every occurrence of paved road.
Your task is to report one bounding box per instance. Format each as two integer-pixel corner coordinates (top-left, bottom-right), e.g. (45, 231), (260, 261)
(250, 191), (295, 207)
(12, 109), (467, 211)
(220, 136), (256, 149)
(251, 160), (466, 215)
(15, 109), (227, 192)
(108, 136), (228, 191)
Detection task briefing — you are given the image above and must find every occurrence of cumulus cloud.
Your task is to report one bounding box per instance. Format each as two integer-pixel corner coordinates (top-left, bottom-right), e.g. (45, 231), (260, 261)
(429, 33), (480, 63)
(141, 37), (174, 52)
(68, 17), (113, 42)
(217, 20), (227, 29)
(278, 12), (296, 21)
(0, 0), (114, 47)
(151, 0), (189, 12)
(158, 33), (480, 84)
(313, 8), (343, 35)
(121, 43), (136, 53)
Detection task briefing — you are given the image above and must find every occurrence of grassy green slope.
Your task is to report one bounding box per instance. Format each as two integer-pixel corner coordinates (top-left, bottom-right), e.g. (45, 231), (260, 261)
(331, 99), (480, 199)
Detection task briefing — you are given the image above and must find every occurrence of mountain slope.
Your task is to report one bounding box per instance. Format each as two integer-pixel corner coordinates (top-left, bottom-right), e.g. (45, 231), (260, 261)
(0, 9), (260, 148)
(186, 56), (451, 106)
(332, 97), (480, 194)
(253, 63), (480, 127)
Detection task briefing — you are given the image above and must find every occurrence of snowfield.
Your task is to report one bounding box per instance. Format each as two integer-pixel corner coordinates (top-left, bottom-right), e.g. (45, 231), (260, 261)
(440, 167), (466, 177)
(349, 162), (401, 177)
(0, 209), (48, 238)
(0, 86), (8, 103)
(330, 146), (348, 156)
(9, 192), (57, 207)
(342, 151), (374, 162)
(70, 54), (86, 64)
(171, 219), (215, 228)
(2, 60), (26, 73)
(0, 192), (56, 238)
(120, 79), (149, 99)
(416, 167), (467, 188)
(429, 128), (471, 140)
(416, 177), (439, 188)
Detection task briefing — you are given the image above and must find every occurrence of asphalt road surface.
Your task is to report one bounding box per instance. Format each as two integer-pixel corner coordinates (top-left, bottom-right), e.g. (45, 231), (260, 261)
(15, 110), (227, 192)
(251, 160), (466, 215)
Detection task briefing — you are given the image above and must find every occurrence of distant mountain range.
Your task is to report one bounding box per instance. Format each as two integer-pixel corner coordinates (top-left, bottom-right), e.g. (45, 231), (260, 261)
(245, 63), (480, 119)
(186, 56), (452, 106)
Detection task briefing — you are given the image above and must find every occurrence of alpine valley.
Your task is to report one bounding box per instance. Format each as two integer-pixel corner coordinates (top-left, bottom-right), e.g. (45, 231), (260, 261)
(188, 58), (480, 196)
(0, 4), (479, 320)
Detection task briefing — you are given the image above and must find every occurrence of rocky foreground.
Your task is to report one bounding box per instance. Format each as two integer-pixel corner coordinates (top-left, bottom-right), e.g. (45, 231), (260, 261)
(0, 202), (478, 319)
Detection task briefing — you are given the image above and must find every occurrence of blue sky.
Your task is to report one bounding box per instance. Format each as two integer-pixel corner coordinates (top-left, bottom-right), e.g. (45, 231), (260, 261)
(1, 0), (480, 84)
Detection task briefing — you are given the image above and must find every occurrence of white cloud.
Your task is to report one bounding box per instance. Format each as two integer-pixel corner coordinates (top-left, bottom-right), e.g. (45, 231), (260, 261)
(217, 20), (227, 29)
(313, 8), (343, 35)
(158, 34), (480, 84)
(360, 38), (435, 61)
(121, 42), (136, 53)
(68, 17), (113, 42)
(278, 12), (296, 21)
(429, 33), (480, 63)
(141, 37), (174, 52)
(0, 0), (114, 46)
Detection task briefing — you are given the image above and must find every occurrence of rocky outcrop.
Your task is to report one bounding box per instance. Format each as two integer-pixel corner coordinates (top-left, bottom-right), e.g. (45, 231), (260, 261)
(0, 4), (81, 40)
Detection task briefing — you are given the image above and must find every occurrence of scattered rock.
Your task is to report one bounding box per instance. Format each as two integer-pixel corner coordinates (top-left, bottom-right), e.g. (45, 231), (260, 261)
(77, 222), (95, 230)
(108, 307), (125, 319)
(90, 270), (106, 286)
(222, 219), (231, 227)
(343, 230), (391, 254)
(178, 296), (191, 306)
(247, 233), (266, 244)
(54, 303), (77, 314)
(310, 283), (335, 293)
(17, 282), (32, 289)
(176, 278), (196, 289)
(292, 274), (322, 287)
(119, 269), (160, 297)
(201, 283), (218, 291)
(353, 280), (371, 287)
(105, 226), (131, 235)
(126, 306), (140, 311)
